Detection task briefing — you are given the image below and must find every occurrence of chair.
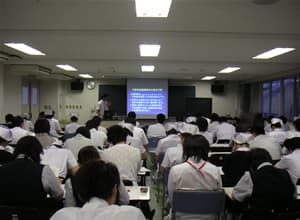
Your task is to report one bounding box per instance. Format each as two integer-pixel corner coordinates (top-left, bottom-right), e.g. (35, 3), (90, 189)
(172, 189), (225, 220)
(209, 153), (229, 167)
(147, 137), (163, 151)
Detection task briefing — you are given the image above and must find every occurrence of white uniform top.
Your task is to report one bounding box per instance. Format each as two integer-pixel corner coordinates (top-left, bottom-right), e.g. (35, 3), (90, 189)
(97, 99), (109, 117)
(64, 122), (80, 134)
(51, 198), (146, 220)
(161, 144), (183, 168)
(100, 143), (142, 183)
(207, 121), (219, 136)
(10, 127), (31, 145)
(52, 118), (62, 131)
(275, 148), (300, 185)
(180, 123), (199, 135)
(268, 128), (287, 145)
(48, 119), (59, 137)
(90, 128), (107, 149)
(147, 123), (166, 138)
(249, 135), (282, 160)
(41, 145), (78, 178)
(126, 136), (146, 153)
(286, 131), (300, 139)
(156, 134), (181, 155)
(215, 122), (236, 141)
(23, 119), (34, 132)
(98, 126), (107, 134)
(64, 134), (96, 159)
(168, 158), (222, 203)
(0, 145), (14, 154)
(198, 131), (213, 144)
(133, 127), (148, 146)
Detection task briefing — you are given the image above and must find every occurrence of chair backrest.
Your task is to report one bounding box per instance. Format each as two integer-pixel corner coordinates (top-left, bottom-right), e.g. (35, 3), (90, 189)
(148, 137), (162, 149)
(172, 189), (225, 215)
(209, 153), (229, 167)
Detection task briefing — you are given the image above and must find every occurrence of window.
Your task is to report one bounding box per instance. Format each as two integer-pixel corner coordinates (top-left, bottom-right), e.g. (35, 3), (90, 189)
(262, 82), (270, 117)
(284, 78), (294, 120)
(271, 80), (281, 116)
(31, 87), (38, 105)
(22, 86), (29, 105)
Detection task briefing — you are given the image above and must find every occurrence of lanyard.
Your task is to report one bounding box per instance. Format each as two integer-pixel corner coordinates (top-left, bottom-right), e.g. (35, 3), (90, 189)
(186, 161), (207, 177)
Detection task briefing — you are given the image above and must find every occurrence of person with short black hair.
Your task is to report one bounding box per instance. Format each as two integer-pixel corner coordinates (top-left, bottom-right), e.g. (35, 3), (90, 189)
(22, 112), (34, 132)
(101, 125), (141, 184)
(147, 113), (167, 138)
(168, 135), (222, 203)
(276, 137), (300, 184)
(155, 127), (180, 156)
(232, 148), (295, 220)
(86, 118), (107, 149)
(64, 115), (80, 135)
(215, 116), (236, 142)
(0, 136), (63, 217)
(207, 113), (219, 136)
(64, 127), (95, 159)
(10, 115), (32, 145)
(51, 160), (145, 220)
(124, 116), (148, 149)
(4, 113), (14, 128)
(196, 117), (213, 144)
(64, 146), (129, 207)
(249, 125), (281, 161)
(97, 94), (110, 119)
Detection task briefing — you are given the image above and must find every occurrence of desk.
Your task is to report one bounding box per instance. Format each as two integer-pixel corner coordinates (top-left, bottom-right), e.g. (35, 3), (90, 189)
(210, 144), (230, 148)
(138, 167), (151, 186)
(208, 152), (231, 157)
(126, 186), (150, 201)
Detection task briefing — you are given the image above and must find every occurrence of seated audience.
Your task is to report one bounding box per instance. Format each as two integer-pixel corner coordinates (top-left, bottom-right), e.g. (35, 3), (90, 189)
(222, 133), (251, 186)
(168, 135), (222, 219)
(4, 113), (14, 128)
(64, 115), (80, 135)
(196, 117), (213, 144)
(275, 137), (300, 185)
(125, 117), (148, 149)
(147, 113), (167, 138)
(10, 115), (33, 145)
(267, 118), (287, 145)
(100, 125), (141, 184)
(86, 118), (107, 149)
(161, 132), (192, 169)
(64, 127), (96, 159)
(22, 112), (34, 132)
(215, 116), (236, 142)
(207, 113), (219, 136)
(156, 128), (181, 156)
(35, 119), (78, 180)
(232, 148), (295, 220)
(287, 118), (300, 138)
(92, 116), (107, 134)
(51, 160), (145, 220)
(0, 125), (14, 164)
(249, 126), (281, 161)
(64, 146), (129, 207)
(0, 136), (63, 218)
(279, 115), (289, 131)
(181, 120), (199, 135)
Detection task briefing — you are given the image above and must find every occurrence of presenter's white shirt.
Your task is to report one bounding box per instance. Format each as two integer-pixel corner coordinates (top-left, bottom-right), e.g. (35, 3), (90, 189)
(215, 122), (236, 141)
(10, 127), (31, 145)
(275, 148), (300, 185)
(249, 134), (281, 160)
(64, 122), (80, 134)
(161, 144), (183, 168)
(51, 198), (146, 220)
(156, 134), (181, 155)
(100, 143), (142, 183)
(41, 145), (78, 178)
(147, 123), (166, 138)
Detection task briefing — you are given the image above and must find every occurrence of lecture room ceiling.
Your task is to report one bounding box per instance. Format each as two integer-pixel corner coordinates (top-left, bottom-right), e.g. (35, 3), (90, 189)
(0, 0), (300, 82)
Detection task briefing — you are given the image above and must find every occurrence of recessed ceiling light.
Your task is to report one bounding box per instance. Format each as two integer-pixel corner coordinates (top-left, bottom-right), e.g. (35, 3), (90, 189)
(253, 48), (295, 59)
(201, 76), (216, 80)
(218, 67), (240, 74)
(79, 74), (93, 78)
(139, 44), (161, 57)
(141, 65), (155, 72)
(4, 43), (45, 55)
(135, 0), (172, 18)
(56, 64), (77, 71)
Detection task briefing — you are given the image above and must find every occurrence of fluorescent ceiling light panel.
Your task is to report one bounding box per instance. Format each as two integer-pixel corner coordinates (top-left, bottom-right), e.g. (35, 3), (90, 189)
(218, 67), (240, 74)
(79, 74), (93, 78)
(201, 76), (216, 80)
(139, 44), (161, 57)
(135, 0), (172, 17)
(141, 65), (155, 72)
(4, 43), (45, 55)
(56, 64), (77, 71)
(253, 47), (296, 59)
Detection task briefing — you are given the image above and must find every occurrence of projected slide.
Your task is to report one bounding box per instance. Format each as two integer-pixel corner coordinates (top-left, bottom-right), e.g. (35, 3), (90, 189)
(127, 79), (168, 119)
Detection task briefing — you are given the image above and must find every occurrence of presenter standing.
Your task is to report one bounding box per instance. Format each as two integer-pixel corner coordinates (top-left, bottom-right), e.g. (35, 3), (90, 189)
(97, 94), (110, 119)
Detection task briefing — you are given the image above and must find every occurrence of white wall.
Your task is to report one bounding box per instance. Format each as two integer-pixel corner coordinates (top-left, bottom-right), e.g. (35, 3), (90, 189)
(0, 64), (4, 120)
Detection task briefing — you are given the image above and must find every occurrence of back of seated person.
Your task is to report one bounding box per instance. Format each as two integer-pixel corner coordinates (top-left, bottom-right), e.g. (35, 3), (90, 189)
(51, 160), (146, 220)
(222, 133), (251, 187)
(147, 113), (167, 138)
(215, 117), (236, 142)
(232, 148), (295, 220)
(155, 128), (181, 156)
(196, 117), (213, 144)
(64, 115), (80, 135)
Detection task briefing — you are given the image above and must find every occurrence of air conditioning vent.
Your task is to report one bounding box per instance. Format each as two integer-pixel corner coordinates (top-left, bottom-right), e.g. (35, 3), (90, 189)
(9, 64), (52, 76)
